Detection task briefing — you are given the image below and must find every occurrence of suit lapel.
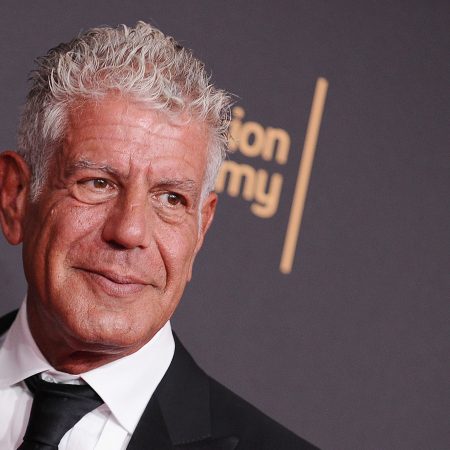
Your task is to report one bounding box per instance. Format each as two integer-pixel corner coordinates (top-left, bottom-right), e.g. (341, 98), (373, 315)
(0, 309), (18, 335)
(127, 394), (173, 450)
(174, 436), (239, 449)
(128, 335), (238, 449)
(156, 335), (211, 445)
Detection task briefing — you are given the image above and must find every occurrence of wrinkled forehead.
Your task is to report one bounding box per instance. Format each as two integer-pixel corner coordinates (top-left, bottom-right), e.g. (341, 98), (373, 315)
(54, 97), (210, 186)
(66, 95), (210, 141)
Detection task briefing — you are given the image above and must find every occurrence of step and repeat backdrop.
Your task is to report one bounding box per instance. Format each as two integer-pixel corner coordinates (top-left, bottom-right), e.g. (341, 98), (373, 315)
(0, 1), (448, 449)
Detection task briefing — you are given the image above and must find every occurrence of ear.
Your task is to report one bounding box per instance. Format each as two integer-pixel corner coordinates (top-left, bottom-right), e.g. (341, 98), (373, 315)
(187, 192), (217, 281)
(0, 151), (31, 245)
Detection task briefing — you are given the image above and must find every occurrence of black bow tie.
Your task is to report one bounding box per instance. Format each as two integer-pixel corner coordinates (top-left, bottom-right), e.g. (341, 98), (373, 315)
(18, 373), (104, 450)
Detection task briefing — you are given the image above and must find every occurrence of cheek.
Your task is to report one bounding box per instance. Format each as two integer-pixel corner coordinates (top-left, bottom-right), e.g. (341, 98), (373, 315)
(24, 203), (107, 278)
(62, 203), (108, 235)
(56, 204), (114, 270)
(157, 223), (200, 284)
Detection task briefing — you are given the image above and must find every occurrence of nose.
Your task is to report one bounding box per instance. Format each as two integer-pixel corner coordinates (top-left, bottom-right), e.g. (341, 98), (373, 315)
(102, 188), (151, 249)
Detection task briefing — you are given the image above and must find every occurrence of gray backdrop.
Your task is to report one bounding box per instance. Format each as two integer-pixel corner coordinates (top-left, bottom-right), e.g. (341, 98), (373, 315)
(0, 1), (448, 449)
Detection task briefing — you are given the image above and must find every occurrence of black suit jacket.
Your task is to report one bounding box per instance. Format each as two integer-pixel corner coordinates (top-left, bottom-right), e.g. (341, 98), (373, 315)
(0, 310), (319, 450)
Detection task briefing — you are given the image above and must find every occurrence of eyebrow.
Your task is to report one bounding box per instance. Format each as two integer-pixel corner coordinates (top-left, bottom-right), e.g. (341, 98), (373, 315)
(65, 158), (121, 177)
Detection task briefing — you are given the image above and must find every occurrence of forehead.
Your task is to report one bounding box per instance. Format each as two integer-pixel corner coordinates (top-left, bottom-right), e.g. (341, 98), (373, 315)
(62, 97), (210, 173)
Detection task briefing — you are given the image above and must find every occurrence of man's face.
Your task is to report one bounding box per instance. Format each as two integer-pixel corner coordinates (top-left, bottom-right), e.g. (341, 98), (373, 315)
(20, 97), (216, 368)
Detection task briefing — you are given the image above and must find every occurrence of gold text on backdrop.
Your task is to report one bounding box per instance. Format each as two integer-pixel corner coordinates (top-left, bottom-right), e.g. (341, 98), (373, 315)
(215, 77), (328, 273)
(216, 107), (289, 218)
(280, 77), (329, 274)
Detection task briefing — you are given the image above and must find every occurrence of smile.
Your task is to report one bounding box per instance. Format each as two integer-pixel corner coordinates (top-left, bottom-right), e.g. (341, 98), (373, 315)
(77, 268), (149, 297)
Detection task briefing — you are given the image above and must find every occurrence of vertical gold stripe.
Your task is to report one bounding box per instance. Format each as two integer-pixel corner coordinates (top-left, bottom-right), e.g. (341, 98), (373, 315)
(280, 77), (329, 274)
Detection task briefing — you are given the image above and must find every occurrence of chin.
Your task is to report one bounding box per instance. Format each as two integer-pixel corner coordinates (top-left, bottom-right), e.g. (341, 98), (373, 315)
(68, 311), (156, 352)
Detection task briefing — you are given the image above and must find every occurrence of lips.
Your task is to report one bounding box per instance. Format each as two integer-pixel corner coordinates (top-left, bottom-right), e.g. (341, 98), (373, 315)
(76, 267), (150, 297)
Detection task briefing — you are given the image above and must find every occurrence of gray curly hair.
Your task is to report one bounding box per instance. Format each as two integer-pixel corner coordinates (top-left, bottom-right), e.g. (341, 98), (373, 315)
(17, 21), (232, 200)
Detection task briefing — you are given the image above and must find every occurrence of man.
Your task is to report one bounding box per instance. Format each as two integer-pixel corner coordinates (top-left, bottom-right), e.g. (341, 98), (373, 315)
(0, 22), (319, 449)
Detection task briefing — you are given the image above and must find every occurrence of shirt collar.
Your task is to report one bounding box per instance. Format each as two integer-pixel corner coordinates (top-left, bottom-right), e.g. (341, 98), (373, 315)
(0, 299), (175, 434)
(0, 300), (51, 385)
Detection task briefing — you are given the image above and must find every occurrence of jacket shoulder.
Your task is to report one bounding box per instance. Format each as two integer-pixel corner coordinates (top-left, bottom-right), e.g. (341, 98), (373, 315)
(0, 309), (18, 335)
(208, 377), (319, 450)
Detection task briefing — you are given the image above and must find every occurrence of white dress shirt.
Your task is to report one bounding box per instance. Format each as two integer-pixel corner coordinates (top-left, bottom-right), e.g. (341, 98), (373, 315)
(0, 300), (175, 450)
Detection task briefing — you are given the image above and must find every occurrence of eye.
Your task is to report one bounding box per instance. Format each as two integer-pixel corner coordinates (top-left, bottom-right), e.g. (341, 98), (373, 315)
(78, 178), (113, 189)
(159, 192), (187, 207)
(90, 179), (109, 189)
(71, 178), (118, 204)
(77, 178), (115, 191)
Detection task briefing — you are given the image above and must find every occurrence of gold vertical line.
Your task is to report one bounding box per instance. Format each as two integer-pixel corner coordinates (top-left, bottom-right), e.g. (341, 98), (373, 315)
(280, 77), (329, 274)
